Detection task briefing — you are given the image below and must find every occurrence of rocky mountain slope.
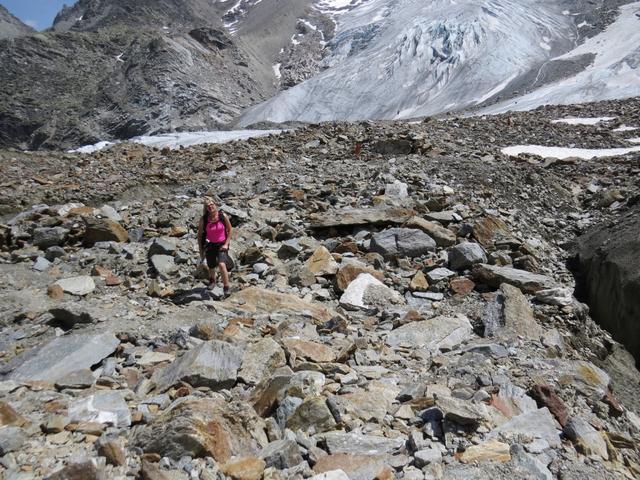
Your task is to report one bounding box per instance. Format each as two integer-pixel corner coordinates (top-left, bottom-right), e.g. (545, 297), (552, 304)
(0, 0), (321, 150)
(0, 97), (639, 479)
(0, 4), (35, 40)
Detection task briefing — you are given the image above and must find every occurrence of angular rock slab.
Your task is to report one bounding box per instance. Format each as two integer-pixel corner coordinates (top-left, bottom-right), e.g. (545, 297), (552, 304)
(133, 398), (267, 461)
(154, 340), (243, 391)
(473, 264), (555, 293)
(449, 242), (487, 271)
(552, 360), (611, 400)
(307, 246), (339, 276)
(320, 432), (405, 455)
(488, 407), (561, 448)
(53, 276), (96, 296)
(564, 417), (609, 459)
(238, 338), (286, 385)
(308, 207), (416, 229)
(370, 228), (436, 258)
(386, 314), (473, 353)
(68, 391), (130, 427)
(223, 287), (336, 323)
(339, 273), (404, 310)
(1, 332), (119, 382)
(406, 216), (456, 247)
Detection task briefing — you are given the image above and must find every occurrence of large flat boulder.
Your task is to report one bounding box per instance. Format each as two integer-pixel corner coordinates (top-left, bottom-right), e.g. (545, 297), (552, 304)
(222, 287), (336, 323)
(385, 314), (473, 353)
(308, 208), (415, 229)
(473, 264), (555, 293)
(153, 340), (244, 391)
(1, 332), (119, 382)
(369, 228), (436, 258)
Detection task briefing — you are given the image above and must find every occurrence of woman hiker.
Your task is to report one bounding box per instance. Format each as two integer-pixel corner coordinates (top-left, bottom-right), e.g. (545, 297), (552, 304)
(198, 197), (233, 296)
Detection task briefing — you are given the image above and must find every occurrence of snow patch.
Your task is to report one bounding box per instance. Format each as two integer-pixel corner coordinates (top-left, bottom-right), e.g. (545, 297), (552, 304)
(612, 125), (638, 132)
(627, 137), (640, 143)
(273, 63), (281, 79)
(551, 117), (615, 125)
(502, 144), (640, 159)
(70, 130), (283, 154)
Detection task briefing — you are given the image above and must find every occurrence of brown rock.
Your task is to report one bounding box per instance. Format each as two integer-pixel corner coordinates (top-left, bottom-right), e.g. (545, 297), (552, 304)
(0, 401), (26, 427)
(307, 246), (339, 276)
(335, 264), (384, 292)
(450, 277), (475, 295)
(459, 439), (511, 463)
(530, 384), (569, 427)
(472, 216), (512, 247)
(97, 440), (126, 466)
(48, 284), (65, 299)
(221, 457), (266, 480)
(409, 271), (429, 292)
(224, 287), (335, 323)
(282, 338), (336, 363)
(250, 372), (293, 417)
(83, 217), (128, 245)
(132, 398), (266, 461)
(140, 459), (170, 480)
(48, 461), (100, 480)
(500, 283), (543, 340)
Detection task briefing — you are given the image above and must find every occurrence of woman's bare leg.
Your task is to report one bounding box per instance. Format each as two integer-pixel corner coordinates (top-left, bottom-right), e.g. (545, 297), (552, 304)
(218, 262), (230, 290)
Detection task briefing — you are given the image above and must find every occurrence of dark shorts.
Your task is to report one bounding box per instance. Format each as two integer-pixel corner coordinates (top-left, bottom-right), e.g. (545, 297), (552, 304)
(204, 242), (227, 268)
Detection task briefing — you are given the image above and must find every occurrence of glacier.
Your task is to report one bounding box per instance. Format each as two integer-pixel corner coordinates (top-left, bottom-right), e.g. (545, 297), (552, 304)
(238, 0), (640, 125)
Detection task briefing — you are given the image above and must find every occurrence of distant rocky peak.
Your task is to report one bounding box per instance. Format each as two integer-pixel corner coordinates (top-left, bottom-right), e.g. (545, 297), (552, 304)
(52, 0), (230, 32)
(0, 4), (35, 40)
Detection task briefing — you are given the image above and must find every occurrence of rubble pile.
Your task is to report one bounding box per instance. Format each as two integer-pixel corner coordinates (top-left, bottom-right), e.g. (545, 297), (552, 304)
(0, 97), (639, 479)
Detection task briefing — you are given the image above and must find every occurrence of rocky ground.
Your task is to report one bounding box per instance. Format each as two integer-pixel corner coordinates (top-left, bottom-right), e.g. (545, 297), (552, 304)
(0, 97), (639, 479)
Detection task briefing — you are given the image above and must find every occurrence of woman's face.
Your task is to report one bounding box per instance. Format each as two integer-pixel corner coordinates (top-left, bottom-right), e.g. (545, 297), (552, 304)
(206, 202), (218, 216)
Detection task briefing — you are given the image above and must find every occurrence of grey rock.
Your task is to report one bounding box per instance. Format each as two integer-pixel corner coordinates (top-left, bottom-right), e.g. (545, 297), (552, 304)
(414, 446), (442, 467)
(563, 417), (608, 459)
(33, 227), (69, 248)
(535, 288), (573, 306)
(99, 205), (122, 221)
(473, 264), (555, 293)
(286, 397), (337, 433)
(425, 211), (457, 224)
(33, 256), (52, 271)
(385, 180), (409, 199)
(386, 315), (473, 352)
(0, 427), (27, 455)
(53, 275), (96, 296)
(45, 245), (66, 261)
(151, 254), (178, 278)
(370, 228), (436, 258)
(510, 444), (553, 480)
(339, 273), (404, 310)
(488, 407), (561, 448)
(278, 240), (302, 259)
(154, 340), (243, 391)
(68, 391), (131, 427)
(484, 283), (542, 341)
(426, 267), (456, 283)
(55, 368), (95, 389)
(449, 242), (487, 270)
(1, 332), (119, 382)
(238, 338), (286, 385)
(259, 439), (303, 469)
(321, 432), (405, 455)
(309, 472), (350, 480)
(148, 237), (178, 257)
(276, 396), (303, 429)
(434, 396), (490, 425)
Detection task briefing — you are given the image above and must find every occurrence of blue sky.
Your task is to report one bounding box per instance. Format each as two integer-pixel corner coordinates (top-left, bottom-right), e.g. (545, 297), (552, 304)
(0, 0), (76, 30)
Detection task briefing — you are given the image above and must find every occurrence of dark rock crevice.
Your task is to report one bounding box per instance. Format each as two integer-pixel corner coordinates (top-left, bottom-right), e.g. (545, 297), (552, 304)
(569, 206), (640, 367)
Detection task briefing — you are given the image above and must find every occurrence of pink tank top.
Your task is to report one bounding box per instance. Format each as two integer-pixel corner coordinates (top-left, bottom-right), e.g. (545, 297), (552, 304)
(206, 216), (227, 243)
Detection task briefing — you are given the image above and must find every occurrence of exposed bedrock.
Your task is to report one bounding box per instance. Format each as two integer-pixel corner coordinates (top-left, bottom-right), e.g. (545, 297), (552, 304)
(570, 205), (640, 366)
